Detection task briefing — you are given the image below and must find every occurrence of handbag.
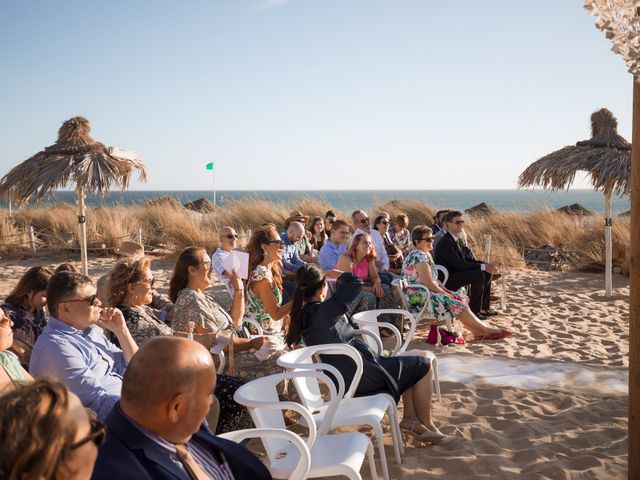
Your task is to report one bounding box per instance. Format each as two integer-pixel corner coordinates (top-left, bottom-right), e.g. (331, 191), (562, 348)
(425, 324), (465, 346)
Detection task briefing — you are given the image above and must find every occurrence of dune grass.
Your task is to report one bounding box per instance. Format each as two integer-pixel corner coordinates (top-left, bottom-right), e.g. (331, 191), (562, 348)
(0, 199), (630, 274)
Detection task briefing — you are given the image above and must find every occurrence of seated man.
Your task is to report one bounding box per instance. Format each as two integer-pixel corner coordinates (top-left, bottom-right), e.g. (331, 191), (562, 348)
(351, 210), (390, 272)
(318, 219), (350, 275)
(92, 336), (271, 480)
(30, 271), (138, 420)
(285, 210), (317, 262)
(212, 226), (240, 295)
(433, 210), (499, 318)
(280, 221), (307, 277)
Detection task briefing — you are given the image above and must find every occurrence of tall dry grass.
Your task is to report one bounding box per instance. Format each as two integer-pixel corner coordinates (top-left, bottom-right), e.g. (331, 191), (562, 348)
(0, 199), (630, 274)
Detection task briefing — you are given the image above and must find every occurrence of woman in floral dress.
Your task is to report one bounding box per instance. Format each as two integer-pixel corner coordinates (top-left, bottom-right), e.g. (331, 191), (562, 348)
(402, 225), (510, 340)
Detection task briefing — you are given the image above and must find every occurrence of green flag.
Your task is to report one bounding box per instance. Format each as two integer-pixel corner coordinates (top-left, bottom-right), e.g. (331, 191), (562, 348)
(205, 162), (214, 170)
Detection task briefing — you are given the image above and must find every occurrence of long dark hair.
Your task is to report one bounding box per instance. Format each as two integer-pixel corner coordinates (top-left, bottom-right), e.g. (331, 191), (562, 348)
(5, 266), (52, 310)
(285, 264), (326, 348)
(245, 225), (283, 292)
(169, 247), (206, 302)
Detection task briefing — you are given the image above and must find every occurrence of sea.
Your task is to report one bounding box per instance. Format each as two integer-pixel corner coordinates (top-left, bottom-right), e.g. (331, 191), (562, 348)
(3, 189), (630, 215)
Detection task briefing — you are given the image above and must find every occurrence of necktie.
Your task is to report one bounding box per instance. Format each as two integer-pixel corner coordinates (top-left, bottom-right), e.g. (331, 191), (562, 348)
(174, 444), (211, 480)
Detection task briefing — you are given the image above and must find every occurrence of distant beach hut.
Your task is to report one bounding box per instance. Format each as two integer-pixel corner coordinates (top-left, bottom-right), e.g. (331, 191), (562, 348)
(556, 203), (594, 216)
(465, 202), (497, 217)
(518, 108), (631, 297)
(184, 197), (216, 213)
(0, 116), (146, 274)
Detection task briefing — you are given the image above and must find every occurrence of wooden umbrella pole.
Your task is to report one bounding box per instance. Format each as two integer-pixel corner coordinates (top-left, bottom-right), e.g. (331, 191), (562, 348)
(76, 186), (89, 275)
(605, 191), (613, 297)
(630, 76), (640, 480)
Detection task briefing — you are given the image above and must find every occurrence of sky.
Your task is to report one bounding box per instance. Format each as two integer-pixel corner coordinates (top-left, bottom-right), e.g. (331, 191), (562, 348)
(0, 0), (632, 191)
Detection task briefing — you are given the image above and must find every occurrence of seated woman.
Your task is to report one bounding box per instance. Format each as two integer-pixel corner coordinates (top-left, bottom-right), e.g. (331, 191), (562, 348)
(373, 215), (393, 248)
(245, 225), (292, 340)
(1, 266), (52, 367)
(110, 253), (255, 433)
(308, 215), (327, 252)
(402, 225), (511, 341)
(336, 233), (396, 314)
(0, 379), (102, 480)
(286, 265), (456, 444)
(0, 308), (33, 393)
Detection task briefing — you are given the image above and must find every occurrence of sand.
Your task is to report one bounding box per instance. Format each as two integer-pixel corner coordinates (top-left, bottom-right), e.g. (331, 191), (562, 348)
(0, 255), (629, 479)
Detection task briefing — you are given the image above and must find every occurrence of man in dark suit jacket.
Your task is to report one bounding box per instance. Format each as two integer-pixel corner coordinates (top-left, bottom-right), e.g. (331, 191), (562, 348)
(433, 211), (499, 317)
(92, 337), (271, 480)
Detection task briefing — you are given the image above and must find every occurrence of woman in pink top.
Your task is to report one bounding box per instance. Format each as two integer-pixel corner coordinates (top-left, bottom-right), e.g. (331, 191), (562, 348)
(337, 233), (397, 315)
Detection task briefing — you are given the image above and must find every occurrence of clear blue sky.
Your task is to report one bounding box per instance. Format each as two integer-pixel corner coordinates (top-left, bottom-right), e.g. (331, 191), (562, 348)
(0, 0), (631, 190)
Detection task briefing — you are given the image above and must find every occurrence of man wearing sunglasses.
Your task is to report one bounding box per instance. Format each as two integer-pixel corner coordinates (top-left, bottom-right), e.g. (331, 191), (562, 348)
(212, 226), (241, 295)
(30, 271), (139, 420)
(433, 211), (499, 318)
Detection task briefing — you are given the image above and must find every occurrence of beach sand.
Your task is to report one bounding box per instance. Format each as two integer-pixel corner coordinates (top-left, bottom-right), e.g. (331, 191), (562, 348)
(0, 256), (629, 479)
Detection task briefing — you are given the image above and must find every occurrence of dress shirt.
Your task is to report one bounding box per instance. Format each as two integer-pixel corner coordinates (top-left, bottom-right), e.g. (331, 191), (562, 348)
(353, 228), (390, 271)
(280, 232), (306, 272)
(212, 248), (235, 296)
(318, 240), (346, 270)
(29, 316), (127, 420)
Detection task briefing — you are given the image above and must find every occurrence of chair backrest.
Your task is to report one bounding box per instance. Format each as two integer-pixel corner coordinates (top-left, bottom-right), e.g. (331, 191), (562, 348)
(351, 309), (417, 354)
(234, 370), (339, 457)
(219, 428), (311, 480)
(277, 343), (363, 400)
(435, 264), (449, 285)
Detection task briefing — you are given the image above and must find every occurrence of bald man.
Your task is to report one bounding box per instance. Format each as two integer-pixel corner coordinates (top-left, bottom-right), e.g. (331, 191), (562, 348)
(92, 337), (271, 480)
(280, 221), (307, 276)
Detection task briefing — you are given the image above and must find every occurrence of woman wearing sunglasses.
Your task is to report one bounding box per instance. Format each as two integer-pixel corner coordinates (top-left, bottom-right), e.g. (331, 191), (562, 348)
(402, 225), (510, 341)
(1, 266), (52, 367)
(0, 379), (104, 479)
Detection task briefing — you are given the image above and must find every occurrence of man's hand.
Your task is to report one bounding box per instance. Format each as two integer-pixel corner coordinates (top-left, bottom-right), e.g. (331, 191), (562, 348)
(98, 308), (127, 335)
(484, 263), (499, 274)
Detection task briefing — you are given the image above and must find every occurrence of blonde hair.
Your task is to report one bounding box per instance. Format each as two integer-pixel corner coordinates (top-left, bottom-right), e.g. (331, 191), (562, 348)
(109, 256), (152, 306)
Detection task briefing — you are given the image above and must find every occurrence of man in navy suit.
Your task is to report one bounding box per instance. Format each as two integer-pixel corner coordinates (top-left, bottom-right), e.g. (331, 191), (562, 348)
(92, 336), (271, 480)
(433, 211), (499, 318)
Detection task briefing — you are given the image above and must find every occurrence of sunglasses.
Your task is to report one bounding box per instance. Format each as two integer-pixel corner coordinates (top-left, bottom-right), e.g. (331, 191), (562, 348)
(358, 217), (370, 224)
(452, 220), (465, 225)
(222, 234), (238, 240)
(69, 411), (106, 450)
(379, 220), (389, 225)
(134, 278), (156, 289)
(63, 294), (100, 307)
(266, 239), (285, 247)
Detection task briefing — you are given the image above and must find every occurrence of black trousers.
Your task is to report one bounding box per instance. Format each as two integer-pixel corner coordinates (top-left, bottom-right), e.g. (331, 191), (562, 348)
(445, 269), (491, 315)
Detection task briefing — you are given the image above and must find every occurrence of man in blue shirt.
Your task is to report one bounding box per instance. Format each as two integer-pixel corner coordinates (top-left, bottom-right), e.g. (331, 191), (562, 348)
(280, 221), (307, 276)
(318, 219), (350, 272)
(30, 271), (139, 420)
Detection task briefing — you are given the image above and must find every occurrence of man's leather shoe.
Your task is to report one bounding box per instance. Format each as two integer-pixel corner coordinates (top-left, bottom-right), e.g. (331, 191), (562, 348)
(480, 309), (500, 316)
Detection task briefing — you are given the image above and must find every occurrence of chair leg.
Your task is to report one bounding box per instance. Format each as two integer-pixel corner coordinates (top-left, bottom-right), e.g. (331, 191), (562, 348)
(373, 424), (390, 480)
(367, 441), (378, 480)
(387, 403), (404, 462)
(432, 357), (442, 402)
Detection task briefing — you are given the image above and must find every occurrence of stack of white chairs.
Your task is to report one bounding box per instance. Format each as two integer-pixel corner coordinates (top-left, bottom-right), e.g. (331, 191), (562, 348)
(277, 343), (402, 480)
(233, 369), (378, 479)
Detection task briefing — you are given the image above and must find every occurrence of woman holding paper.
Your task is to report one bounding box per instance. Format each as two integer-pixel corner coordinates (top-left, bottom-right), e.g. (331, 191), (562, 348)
(108, 253), (254, 433)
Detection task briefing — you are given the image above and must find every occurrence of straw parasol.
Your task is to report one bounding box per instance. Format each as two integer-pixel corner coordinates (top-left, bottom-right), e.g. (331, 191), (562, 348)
(518, 108), (631, 296)
(0, 116), (146, 274)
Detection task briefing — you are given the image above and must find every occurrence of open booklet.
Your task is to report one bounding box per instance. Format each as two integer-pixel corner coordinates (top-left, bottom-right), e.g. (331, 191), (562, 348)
(209, 336), (233, 356)
(221, 250), (249, 280)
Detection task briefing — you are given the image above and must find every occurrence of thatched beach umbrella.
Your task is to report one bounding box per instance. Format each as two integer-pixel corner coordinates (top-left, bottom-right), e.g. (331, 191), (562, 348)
(518, 108), (631, 297)
(0, 116), (146, 274)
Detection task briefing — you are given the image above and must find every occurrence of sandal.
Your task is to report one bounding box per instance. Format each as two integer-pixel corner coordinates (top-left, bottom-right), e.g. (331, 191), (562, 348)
(400, 422), (458, 445)
(473, 329), (512, 342)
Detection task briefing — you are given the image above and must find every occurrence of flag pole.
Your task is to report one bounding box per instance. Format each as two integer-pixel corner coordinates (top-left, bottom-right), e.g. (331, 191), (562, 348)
(213, 166), (216, 206)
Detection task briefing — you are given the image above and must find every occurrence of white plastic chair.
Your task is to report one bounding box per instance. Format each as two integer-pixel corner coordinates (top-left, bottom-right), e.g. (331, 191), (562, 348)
(219, 428), (311, 480)
(234, 370), (378, 480)
(351, 309), (441, 402)
(277, 344), (402, 480)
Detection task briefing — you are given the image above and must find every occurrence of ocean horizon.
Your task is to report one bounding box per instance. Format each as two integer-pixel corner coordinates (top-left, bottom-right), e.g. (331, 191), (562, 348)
(2, 189), (630, 215)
